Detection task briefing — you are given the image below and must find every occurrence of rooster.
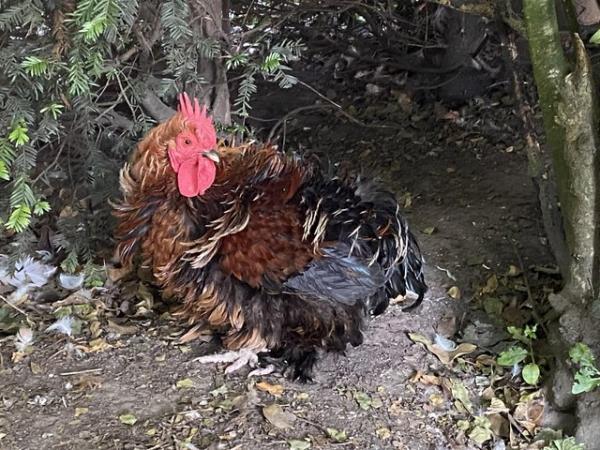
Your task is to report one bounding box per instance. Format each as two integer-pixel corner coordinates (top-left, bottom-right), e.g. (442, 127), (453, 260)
(113, 93), (426, 380)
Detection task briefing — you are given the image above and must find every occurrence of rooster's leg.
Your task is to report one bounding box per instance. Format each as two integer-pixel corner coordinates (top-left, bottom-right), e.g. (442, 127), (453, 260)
(193, 348), (274, 376)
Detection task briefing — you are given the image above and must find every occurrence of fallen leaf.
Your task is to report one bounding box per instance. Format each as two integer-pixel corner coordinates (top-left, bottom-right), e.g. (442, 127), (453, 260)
(87, 338), (112, 353)
(209, 384), (228, 397)
(30, 361), (42, 374)
(447, 286), (461, 300)
(376, 427), (391, 439)
(410, 371), (442, 386)
(408, 333), (476, 365)
(507, 265), (521, 277)
(176, 378), (195, 389)
(257, 381), (284, 397)
(75, 407), (88, 417)
(481, 275), (498, 294)
(288, 440), (311, 450)
(429, 393), (445, 408)
(326, 428), (347, 442)
(353, 391), (372, 410)
(456, 420), (470, 431)
(107, 319), (138, 335)
(294, 392), (309, 401)
(469, 424), (492, 445)
(468, 416), (493, 445)
(422, 226), (437, 235)
(487, 412), (509, 437)
(263, 404), (296, 429)
(451, 380), (473, 414)
(73, 375), (103, 391)
(488, 397), (509, 413)
(119, 413), (137, 426)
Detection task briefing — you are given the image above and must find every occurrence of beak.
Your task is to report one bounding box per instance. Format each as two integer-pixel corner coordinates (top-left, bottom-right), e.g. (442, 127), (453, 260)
(202, 149), (220, 163)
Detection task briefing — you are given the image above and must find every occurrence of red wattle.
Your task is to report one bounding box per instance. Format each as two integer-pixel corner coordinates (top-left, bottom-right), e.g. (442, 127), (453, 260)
(176, 155), (216, 197)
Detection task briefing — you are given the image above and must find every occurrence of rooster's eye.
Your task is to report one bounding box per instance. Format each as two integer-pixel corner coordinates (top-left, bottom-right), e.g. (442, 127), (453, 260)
(184, 138), (192, 145)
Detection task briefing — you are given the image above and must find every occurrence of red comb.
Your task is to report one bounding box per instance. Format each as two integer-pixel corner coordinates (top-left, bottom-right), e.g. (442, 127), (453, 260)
(177, 92), (217, 148)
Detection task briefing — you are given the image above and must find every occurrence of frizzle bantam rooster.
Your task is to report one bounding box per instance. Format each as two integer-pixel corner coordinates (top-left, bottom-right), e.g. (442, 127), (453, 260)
(113, 93), (427, 381)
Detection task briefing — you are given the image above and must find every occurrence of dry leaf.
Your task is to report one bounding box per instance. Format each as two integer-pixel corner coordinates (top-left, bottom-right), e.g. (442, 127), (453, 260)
(481, 275), (498, 294)
(30, 361), (43, 374)
(107, 319), (138, 335)
(408, 333), (476, 365)
(119, 413), (137, 426)
(507, 265), (521, 277)
(447, 286), (461, 300)
(263, 404), (296, 429)
(429, 393), (445, 408)
(376, 427), (391, 440)
(422, 226), (437, 235)
(107, 266), (131, 282)
(256, 381), (284, 397)
(410, 371), (441, 386)
(176, 378), (195, 389)
(75, 407), (88, 417)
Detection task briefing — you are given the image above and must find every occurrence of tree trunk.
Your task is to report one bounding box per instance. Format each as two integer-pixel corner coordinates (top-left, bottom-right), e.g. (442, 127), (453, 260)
(524, 1), (600, 447)
(190, 0), (231, 125)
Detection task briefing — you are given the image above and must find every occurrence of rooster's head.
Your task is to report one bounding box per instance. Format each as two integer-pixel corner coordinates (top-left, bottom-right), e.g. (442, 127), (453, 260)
(166, 93), (220, 197)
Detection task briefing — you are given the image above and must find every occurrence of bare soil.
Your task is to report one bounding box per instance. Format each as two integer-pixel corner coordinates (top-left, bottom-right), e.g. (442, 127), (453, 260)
(0, 83), (554, 449)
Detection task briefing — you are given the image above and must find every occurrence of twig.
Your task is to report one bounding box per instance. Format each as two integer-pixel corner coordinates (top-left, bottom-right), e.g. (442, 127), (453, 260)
(33, 140), (67, 183)
(295, 414), (329, 433)
(267, 104), (337, 142)
(297, 80), (402, 130)
(0, 294), (29, 317)
(59, 368), (103, 376)
(510, 240), (550, 336)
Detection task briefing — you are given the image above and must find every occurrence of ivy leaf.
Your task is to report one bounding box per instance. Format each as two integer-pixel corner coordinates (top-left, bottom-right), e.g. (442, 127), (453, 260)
(544, 436), (585, 450)
(497, 346), (528, 367)
(569, 342), (596, 366)
(522, 363), (540, 385)
(572, 369), (600, 394)
(118, 413), (137, 426)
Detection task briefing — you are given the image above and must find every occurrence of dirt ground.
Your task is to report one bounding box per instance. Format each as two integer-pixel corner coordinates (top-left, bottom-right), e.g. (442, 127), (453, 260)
(0, 79), (555, 450)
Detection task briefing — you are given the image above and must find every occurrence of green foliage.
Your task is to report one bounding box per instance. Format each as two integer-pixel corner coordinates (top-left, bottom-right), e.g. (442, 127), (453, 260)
(543, 437), (585, 450)
(0, 0), (305, 268)
(497, 346), (529, 366)
(84, 263), (106, 288)
(21, 56), (49, 77)
(569, 343), (600, 394)
(228, 38), (304, 117)
(497, 324), (541, 386)
(589, 29), (600, 45)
